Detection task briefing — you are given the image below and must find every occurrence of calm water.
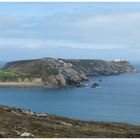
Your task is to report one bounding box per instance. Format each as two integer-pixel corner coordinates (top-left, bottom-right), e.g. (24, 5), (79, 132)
(0, 63), (140, 125)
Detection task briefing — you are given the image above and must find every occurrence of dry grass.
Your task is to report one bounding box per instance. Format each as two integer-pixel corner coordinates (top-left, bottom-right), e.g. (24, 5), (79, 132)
(0, 105), (140, 138)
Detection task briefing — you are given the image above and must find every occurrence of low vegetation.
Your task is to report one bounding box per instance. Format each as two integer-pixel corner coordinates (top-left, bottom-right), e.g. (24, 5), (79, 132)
(0, 70), (34, 82)
(42, 66), (59, 79)
(0, 105), (140, 138)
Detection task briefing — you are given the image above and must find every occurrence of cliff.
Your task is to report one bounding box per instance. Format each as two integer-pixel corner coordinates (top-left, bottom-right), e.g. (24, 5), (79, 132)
(2, 58), (135, 88)
(0, 105), (140, 138)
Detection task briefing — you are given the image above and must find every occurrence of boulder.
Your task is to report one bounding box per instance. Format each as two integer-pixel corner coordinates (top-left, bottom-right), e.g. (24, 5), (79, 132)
(45, 75), (58, 87)
(20, 132), (34, 137)
(56, 74), (66, 86)
(91, 83), (100, 88)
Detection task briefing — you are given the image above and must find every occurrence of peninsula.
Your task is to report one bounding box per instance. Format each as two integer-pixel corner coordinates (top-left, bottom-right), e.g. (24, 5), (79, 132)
(0, 58), (135, 88)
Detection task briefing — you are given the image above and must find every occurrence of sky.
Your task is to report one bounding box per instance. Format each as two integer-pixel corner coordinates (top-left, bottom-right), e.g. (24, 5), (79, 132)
(0, 2), (140, 62)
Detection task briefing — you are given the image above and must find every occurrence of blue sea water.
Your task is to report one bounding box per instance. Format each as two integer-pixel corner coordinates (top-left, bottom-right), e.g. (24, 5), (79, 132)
(0, 62), (140, 125)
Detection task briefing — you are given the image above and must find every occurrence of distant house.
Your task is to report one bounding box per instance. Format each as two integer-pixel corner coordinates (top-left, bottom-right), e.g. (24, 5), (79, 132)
(114, 59), (123, 62)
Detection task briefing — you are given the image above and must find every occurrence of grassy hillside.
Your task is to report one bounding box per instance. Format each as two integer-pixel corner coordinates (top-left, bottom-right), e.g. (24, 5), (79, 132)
(0, 70), (34, 82)
(0, 105), (140, 138)
(1, 58), (135, 88)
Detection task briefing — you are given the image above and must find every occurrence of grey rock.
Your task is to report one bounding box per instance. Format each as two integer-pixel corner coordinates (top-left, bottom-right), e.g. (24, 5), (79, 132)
(20, 132), (34, 137)
(2, 58), (135, 88)
(56, 74), (66, 86)
(91, 83), (100, 88)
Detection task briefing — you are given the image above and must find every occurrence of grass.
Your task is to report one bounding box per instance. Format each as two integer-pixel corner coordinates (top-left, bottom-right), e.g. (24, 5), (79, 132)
(0, 105), (140, 138)
(43, 66), (59, 78)
(0, 70), (34, 82)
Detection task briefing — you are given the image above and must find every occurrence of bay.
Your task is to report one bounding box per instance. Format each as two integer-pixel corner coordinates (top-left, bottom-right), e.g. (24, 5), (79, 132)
(0, 62), (139, 125)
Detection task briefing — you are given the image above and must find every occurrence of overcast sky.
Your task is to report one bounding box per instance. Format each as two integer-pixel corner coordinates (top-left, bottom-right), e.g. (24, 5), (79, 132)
(0, 2), (140, 62)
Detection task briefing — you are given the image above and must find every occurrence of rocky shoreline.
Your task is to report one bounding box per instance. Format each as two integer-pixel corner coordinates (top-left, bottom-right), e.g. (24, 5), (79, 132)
(0, 58), (135, 88)
(0, 105), (140, 138)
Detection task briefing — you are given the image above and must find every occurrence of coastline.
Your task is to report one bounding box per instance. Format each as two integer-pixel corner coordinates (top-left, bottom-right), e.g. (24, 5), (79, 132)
(0, 71), (136, 89)
(1, 58), (135, 88)
(0, 81), (43, 88)
(0, 105), (140, 138)
(0, 81), (84, 88)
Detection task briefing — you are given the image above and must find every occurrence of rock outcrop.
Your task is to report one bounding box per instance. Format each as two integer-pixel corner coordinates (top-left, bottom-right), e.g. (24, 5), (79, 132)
(2, 58), (135, 88)
(65, 59), (135, 76)
(91, 83), (100, 88)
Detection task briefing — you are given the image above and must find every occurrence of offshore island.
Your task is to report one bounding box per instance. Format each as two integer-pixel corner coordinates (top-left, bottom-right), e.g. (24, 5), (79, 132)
(0, 58), (135, 88)
(0, 58), (140, 138)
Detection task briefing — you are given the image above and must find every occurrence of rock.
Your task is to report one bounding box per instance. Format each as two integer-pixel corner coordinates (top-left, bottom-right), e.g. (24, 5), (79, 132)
(21, 109), (34, 115)
(36, 113), (48, 117)
(20, 132), (34, 137)
(56, 74), (66, 86)
(45, 75), (59, 87)
(59, 121), (73, 127)
(58, 60), (64, 63)
(91, 83), (100, 88)
(11, 110), (22, 116)
(14, 130), (21, 135)
(66, 77), (81, 87)
(2, 58), (135, 88)
(80, 74), (87, 80)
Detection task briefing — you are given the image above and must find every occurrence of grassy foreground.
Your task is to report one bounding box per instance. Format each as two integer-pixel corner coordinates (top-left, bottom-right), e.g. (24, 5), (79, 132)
(0, 105), (140, 138)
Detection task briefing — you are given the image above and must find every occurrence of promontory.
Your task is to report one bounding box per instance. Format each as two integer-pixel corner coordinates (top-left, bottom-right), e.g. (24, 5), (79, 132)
(0, 58), (135, 88)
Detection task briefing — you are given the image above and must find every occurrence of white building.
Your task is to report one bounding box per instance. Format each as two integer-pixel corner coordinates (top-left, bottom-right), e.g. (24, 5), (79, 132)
(114, 58), (123, 62)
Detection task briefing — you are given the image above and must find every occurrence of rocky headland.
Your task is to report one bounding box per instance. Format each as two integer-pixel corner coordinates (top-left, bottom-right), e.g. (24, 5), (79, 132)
(0, 58), (135, 88)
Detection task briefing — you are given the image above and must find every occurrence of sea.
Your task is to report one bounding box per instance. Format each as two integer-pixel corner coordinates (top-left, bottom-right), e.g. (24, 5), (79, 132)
(0, 61), (140, 125)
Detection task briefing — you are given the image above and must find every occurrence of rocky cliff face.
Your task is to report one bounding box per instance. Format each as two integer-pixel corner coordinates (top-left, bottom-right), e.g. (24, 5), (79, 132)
(65, 59), (135, 76)
(2, 58), (135, 88)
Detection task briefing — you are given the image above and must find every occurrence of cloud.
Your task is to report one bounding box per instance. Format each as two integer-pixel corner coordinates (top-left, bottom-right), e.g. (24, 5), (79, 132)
(0, 39), (44, 49)
(67, 12), (140, 46)
(20, 22), (40, 28)
(0, 38), (131, 51)
(43, 40), (130, 50)
(0, 3), (140, 60)
(1, 5), (140, 46)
